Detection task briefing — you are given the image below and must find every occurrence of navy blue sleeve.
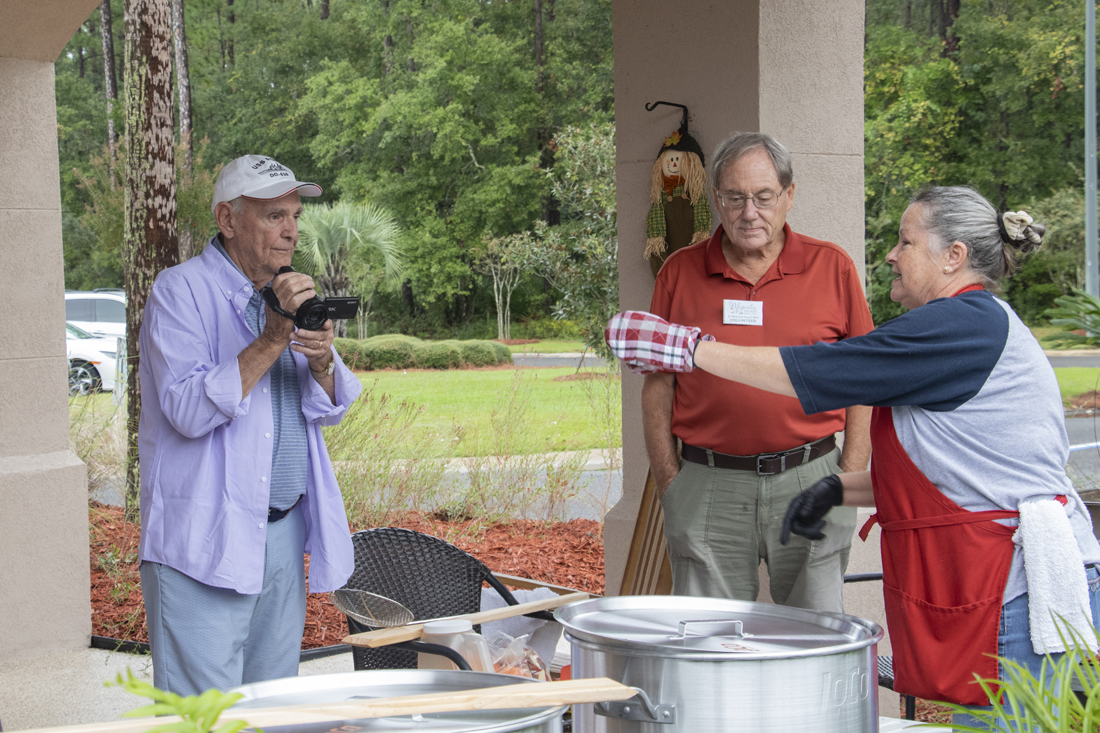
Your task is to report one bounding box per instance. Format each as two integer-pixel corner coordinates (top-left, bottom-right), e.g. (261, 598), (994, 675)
(780, 292), (1009, 414)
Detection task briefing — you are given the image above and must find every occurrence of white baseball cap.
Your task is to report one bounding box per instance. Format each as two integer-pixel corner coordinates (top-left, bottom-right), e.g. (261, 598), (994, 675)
(211, 155), (322, 215)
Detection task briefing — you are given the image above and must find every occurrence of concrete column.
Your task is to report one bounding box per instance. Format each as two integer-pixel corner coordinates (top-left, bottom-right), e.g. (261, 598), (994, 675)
(0, 57), (91, 659)
(609, 0), (761, 595)
(608, 0), (889, 712)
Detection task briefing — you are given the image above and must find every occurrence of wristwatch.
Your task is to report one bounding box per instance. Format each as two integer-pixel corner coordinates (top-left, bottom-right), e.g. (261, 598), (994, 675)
(311, 358), (335, 377)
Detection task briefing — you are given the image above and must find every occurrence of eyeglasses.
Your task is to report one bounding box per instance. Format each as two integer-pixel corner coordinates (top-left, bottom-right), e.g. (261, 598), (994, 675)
(716, 188), (785, 210)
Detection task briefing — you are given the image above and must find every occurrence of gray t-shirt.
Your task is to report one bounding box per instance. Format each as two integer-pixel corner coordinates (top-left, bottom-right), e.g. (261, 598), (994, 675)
(783, 290), (1100, 602)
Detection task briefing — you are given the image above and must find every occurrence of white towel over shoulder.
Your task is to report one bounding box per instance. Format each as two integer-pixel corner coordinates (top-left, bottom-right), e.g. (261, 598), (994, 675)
(1014, 498), (1097, 655)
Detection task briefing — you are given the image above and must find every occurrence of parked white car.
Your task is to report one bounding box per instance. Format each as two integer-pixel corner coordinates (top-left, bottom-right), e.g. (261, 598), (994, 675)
(66, 322), (118, 395)
(64, 289), (126, 339)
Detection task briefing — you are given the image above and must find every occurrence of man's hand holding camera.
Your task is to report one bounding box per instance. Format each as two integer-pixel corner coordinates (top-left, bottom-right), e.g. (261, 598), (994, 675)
(261, 270), (336, 391)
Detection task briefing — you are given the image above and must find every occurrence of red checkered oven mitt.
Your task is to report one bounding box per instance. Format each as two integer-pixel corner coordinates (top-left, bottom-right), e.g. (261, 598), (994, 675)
(604, 311), (714, 375)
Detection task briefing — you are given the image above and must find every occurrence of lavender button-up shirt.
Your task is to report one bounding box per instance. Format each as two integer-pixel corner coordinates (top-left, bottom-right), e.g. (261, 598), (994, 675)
(137, 243), (362, 594)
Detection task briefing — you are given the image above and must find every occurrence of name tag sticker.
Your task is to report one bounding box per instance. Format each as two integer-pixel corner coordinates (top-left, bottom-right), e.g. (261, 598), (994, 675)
(723, 299), (763, 326)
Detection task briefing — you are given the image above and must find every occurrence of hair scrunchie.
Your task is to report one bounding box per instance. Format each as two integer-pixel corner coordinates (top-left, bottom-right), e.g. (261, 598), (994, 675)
(999, 210), (1043, 246)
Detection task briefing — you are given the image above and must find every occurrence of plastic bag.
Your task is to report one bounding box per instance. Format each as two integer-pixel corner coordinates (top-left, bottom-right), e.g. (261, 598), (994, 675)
(485, 630), (551, 681)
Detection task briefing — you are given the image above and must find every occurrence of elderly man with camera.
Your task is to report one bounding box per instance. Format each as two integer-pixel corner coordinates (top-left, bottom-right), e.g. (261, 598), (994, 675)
(137, 155), (363, 696)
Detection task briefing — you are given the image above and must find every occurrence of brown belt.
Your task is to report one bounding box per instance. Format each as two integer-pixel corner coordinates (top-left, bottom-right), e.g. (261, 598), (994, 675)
(681, 435), (837, 476)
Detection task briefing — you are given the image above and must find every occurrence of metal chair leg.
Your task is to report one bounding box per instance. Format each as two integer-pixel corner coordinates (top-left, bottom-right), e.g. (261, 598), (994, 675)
(903, 694), (916, 720)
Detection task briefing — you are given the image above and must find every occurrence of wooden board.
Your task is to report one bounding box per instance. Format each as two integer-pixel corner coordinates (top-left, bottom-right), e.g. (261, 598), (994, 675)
(24, 678), (636, 733)
(617, 469), (673, 596)
(343, 592), (588, 648)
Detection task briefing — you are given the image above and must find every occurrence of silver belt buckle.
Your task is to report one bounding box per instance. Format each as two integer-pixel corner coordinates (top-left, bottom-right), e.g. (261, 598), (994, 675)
(756, 452), (783, 475)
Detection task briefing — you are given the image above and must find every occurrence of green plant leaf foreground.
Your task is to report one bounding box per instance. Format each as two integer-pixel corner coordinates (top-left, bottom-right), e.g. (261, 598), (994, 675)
(931, 622), (1100, 733)
(106, 669), (257, 733)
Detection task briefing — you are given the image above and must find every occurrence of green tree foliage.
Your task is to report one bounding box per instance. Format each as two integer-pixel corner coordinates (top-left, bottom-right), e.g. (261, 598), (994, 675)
(472, 233), (534, 341)
(57, 0), (613, 335)
(295, 201), (404, 338)
(300, 0), (612, 328)
(865, 0), (1090, 324)
(527, 122), (617, 358)
(302, 1), (545, 308)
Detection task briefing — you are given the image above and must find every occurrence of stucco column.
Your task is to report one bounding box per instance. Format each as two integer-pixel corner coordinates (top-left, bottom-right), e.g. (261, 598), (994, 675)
(0, 57), (91, 659)
(609, 0), (891, 714)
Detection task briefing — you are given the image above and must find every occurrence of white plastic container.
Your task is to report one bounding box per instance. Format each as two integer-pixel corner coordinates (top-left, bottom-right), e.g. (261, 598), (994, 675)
(418, 619), (494, 673)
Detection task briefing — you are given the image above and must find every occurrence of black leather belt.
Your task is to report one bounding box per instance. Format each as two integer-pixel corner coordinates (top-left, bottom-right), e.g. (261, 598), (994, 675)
(681, 435), (837, 476)
(268, 494), (304, 523)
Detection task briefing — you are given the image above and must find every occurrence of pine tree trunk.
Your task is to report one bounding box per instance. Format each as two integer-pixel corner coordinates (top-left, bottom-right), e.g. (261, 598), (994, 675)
(172, 0), (195, 261)
(320, 0), (329, 20)
(172, 0), (192, 169)
(944, 0), (960, 54)
(123, 0), (179, 522)
(100, 0), (119, 154)
(534, 0), (543, 94)
(226, 0), (236, 68)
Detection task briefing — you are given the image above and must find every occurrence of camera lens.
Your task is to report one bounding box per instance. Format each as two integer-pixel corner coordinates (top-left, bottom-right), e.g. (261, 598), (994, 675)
(295, 298), (329, 331)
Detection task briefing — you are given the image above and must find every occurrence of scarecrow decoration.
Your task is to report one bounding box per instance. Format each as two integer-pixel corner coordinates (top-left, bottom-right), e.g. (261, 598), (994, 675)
(644, 101), (711, 278)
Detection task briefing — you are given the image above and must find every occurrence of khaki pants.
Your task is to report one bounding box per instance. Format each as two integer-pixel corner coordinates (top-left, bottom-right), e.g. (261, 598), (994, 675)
(660, 447), (856, 612)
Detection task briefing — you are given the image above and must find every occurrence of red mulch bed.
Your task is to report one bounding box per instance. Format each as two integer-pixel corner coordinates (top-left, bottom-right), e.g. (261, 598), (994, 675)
(88, 502), (604, 649)
(91, 503), (955, 722)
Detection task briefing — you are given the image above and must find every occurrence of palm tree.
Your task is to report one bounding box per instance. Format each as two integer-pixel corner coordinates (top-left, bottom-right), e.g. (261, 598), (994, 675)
(296, 201), (403, 338)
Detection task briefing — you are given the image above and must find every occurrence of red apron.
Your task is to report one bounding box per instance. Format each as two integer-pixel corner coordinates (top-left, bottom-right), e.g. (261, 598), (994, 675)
(860, 406), (1019, 705)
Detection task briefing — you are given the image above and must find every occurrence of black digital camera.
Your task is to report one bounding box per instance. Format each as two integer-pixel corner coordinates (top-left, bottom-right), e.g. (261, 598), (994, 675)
(259, 266), (360, 331)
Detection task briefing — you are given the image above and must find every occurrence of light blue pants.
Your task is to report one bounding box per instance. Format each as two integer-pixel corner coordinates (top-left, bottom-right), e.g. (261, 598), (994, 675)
(952, 565), (1100, 730)
(140, 503), (307, 697)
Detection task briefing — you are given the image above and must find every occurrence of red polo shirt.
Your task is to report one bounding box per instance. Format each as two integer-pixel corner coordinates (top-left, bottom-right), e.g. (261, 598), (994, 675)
(650, 223), (874, 455)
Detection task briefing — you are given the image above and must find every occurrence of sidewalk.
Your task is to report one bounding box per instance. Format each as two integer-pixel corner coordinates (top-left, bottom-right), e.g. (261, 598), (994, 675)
(0, 644), (945, 731)
(0, 647), (354, 731)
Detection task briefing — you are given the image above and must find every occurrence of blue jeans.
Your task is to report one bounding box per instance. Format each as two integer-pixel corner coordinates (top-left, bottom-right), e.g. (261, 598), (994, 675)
(952, 565), (1100, 731)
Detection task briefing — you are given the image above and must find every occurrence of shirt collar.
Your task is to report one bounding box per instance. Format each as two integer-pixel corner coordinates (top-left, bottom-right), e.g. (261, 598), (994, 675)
(203, 235), (258, 301)
(704, 222), (805, 280)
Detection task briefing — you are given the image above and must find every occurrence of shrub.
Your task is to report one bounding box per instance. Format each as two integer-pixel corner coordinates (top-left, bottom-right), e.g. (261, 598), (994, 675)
(420, 341), (463, 369)
(366, 337), (419, 370)
(1045, 289), (1100, 348)
(335, 335), (511, 370)
(459, 341), (500, 367)
(333, 338), (369, 370)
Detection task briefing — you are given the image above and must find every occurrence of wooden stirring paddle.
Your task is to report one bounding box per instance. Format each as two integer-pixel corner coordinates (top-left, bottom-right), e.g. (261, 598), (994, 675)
(343, 591), (588, 648)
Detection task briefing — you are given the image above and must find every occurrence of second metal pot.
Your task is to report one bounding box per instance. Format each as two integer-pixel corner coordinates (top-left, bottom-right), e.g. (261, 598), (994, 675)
(556, 596), (883, 733)
(228, 669), (564, 732)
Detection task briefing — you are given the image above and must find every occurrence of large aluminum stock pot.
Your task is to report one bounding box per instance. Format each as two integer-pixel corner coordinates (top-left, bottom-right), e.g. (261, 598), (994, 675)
(556, 596), (883, 733)
(229, 669), (564, 732)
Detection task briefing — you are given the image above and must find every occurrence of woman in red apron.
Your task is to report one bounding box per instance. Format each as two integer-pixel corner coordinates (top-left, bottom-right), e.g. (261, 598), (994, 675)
(607, 186), (1100, 726)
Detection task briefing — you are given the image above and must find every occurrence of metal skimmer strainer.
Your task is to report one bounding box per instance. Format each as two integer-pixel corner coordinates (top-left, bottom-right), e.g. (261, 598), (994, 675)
(330, 588), (415, 628)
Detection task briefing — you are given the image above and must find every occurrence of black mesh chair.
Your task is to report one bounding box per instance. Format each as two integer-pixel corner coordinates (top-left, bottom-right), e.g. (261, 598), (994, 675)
(843, 572), (915, 721)
(342, 527), (554, 670)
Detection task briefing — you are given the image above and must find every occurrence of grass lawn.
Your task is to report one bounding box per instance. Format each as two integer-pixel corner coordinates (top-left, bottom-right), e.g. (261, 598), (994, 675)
(355, 366), (620, 456)
(506, 339), (587, 354)
(1055, 367), (1100, 404)
(1032, 325), (1062, 349)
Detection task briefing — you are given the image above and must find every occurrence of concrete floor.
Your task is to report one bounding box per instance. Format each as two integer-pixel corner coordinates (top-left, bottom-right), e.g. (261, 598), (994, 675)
(0, 645), (946, 732)
(0, 647), (353, 731)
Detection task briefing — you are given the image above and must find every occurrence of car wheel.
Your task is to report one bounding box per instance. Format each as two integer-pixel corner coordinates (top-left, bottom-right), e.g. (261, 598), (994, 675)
(69, 360), (101, 396)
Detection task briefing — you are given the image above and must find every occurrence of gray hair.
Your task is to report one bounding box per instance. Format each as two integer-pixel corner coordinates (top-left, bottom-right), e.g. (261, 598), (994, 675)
(228, 196), (246, 214)
(711, 132), (794, 190)
(910, 186), (1044, 288)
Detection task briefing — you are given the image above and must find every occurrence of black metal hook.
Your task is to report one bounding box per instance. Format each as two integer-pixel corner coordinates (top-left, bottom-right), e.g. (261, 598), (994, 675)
(645, 101), (690, 132)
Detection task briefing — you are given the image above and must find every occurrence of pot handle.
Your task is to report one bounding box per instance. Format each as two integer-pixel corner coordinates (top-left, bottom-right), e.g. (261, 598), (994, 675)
(594, 687), (676, 725)
(673, 618), (745, 639)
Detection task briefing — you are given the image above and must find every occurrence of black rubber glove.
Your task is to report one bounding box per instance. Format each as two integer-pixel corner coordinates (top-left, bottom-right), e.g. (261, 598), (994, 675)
(780, 474), (844, 544)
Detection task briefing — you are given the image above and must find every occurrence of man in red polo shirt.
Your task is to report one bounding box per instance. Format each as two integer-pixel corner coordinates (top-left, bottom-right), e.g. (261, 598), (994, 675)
(644, 131), (873, 611)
